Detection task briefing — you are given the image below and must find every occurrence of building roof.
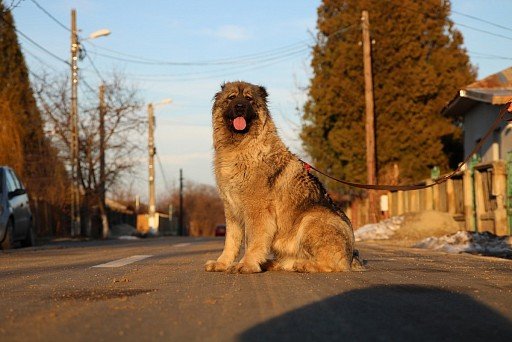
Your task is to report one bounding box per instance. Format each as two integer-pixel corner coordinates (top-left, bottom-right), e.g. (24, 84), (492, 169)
(442, 67), (512, 117)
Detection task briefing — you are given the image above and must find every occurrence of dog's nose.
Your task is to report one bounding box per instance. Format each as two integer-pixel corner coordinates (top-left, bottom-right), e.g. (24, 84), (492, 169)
(235, 103), (245, 112)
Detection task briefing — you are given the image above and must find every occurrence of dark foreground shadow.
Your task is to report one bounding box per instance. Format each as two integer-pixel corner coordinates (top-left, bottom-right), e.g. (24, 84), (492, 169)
(239, 285), (512, 342)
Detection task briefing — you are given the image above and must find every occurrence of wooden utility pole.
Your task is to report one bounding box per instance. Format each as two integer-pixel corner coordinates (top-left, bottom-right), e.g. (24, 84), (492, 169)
(361, 10), (378, 223)
(98, 84), (109, 238)
(70, 9), (81, 236)
(148, 103), (157, 234)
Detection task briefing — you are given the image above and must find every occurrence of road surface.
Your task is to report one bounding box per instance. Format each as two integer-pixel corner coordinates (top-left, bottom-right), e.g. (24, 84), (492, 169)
(1, 236), (511, 341)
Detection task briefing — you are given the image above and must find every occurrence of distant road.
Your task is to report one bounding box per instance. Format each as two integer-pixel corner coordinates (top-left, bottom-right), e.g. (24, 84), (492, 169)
(1, 237), (511, 341)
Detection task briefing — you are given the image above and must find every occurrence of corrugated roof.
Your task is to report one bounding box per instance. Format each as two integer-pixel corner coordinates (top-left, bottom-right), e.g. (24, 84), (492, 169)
(442, 66), (512, 116)
(467, 67), (512, 89)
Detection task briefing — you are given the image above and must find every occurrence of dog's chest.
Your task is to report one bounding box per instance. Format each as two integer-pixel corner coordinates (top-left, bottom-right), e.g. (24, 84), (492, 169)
(215, 150), (268, 193)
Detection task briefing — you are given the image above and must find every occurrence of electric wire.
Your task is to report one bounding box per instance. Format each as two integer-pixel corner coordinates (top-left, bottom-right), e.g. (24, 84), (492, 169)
(0, 14), (69, 65)
(381, 0), (512, 42)
(83, 46), (106, 83)
(452, 9), (512, 34)
(156, 153), (170, 191)
(28, 0), (70, 32)
(455, 22), (512, 42)
(84, 40), (310, 66)
(107, 47), (309, 83)
(468, 51), (512, 60)
(22, 46), (61, 71)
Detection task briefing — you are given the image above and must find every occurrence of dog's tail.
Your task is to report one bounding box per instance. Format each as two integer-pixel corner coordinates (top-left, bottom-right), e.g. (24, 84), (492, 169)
(351, 249), (367, 271)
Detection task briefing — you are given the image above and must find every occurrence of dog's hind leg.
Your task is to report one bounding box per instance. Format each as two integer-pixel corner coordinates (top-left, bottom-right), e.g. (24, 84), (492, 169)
(294, 210), (353, 273)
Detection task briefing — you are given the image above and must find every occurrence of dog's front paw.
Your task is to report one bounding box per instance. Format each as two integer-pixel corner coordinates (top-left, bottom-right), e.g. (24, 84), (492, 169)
(227, 261), (262, 274)
(205, 260), (229, 272)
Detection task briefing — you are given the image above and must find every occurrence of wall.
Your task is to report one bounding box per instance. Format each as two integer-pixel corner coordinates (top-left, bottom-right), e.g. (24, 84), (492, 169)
(464, 102), (511, 163)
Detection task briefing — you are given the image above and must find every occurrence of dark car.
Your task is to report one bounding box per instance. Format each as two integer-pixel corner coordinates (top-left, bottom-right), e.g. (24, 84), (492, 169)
(214, 224), (226, 237)
(0, 166), (34, 249)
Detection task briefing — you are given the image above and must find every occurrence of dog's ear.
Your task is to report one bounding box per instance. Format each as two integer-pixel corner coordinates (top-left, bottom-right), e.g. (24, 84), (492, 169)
(213, 91), (222, 103)
(213, 83), (226, 102)
(258, 86), (268, 101)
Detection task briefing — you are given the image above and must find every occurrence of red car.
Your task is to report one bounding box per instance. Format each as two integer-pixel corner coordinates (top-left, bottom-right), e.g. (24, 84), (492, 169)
(214, 224), (226, 237)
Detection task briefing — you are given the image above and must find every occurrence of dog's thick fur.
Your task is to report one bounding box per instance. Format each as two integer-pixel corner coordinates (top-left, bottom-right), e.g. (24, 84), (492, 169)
(205, 81), (360, 273)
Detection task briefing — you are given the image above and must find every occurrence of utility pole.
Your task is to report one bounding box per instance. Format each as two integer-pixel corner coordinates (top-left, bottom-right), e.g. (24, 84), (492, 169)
(99, 84), (109, 238)
(361, 10), (378, 223)
(148, 103), (157, 234)
(179, 168), (184, 236)
(70, 9), (81, 236)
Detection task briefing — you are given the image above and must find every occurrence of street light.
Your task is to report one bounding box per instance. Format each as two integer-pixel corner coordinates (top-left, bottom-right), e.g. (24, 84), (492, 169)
(87, 29), (111, 40)
(148, 99), (172, 235)
(70, 8), (111, 237)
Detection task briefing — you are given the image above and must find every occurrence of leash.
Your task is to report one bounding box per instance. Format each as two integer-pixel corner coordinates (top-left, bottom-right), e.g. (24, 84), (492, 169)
(302, 102), (512, 191)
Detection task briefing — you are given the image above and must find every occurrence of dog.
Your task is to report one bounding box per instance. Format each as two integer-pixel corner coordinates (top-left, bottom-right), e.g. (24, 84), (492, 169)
(205, 81), (362, 273)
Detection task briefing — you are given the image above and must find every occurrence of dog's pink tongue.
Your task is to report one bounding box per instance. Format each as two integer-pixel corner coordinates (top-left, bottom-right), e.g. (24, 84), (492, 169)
(233, 117), (247, 131)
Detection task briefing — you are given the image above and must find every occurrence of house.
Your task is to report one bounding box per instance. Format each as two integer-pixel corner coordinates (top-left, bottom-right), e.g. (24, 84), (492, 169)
(442, 67), (512, 163)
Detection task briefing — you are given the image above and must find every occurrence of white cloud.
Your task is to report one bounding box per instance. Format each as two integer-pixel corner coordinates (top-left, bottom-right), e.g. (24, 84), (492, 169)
(204, 25), (250, 41)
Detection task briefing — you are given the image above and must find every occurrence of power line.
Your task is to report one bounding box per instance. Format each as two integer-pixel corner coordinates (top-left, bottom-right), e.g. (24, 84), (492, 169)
(0, 14), (69, 65)
(381, 0), (512, 42)
(156, 153), (170, 191)
(468, 51), (512, 61)
(452, 9), (512, 34)
(83, 46), (106, 83)
(17, 28), (69, 64)
(28, 0), (70, 32)
(22, 46), (61, 71)
(81, 78), (96, 93)
(84, 40), (309, 66)
(107, 47), (309, 83)
(456, 22), (512, 42)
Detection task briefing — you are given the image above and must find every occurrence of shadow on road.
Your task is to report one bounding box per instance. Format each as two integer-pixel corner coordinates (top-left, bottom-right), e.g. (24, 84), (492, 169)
(239, 285), (512, 341)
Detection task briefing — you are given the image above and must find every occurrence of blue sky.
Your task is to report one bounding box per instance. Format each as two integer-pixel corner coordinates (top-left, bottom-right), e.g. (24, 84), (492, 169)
(10, 0), (512, 201)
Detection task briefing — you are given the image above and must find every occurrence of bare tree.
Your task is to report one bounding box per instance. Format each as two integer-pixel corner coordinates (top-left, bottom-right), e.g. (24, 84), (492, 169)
(1, 0), (23, 13)
(159, 181), (225, 237)
(34, 73), (145, 236)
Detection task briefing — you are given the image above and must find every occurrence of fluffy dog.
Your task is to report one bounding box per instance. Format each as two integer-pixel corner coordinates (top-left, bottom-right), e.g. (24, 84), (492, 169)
(205, 81), (361, 273)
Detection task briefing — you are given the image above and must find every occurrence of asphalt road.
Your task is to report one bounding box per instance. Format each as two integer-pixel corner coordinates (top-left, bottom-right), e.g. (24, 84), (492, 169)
(0, 236), (511, 341)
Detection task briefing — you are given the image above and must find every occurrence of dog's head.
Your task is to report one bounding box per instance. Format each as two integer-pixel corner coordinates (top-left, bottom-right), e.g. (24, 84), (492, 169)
(212, 81), (269, 136)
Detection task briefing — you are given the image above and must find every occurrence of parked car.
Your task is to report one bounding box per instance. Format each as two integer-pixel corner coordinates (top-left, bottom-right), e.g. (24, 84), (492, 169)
(0, 166), (34, 249)
(214, 224), (226, 237)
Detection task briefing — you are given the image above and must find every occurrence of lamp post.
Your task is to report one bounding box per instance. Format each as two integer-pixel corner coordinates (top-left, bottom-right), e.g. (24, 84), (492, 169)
(70, 8), (110, 236)
(148, 99), (172, 235)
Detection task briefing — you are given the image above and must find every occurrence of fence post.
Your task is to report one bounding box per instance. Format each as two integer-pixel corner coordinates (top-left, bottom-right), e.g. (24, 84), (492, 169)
(473, 169), (485, 232)
(492, 160), (507, 236)
(446, 179), (456, 215)
(387, 191), (393, 216)
(463, 168), (474, 231)
(432, 184), (441, 211)
(397, 191), (404, 215)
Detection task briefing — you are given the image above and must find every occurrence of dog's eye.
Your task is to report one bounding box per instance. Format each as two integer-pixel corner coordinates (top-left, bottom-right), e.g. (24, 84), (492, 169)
(245, 95), (253, 101)
(228, 94), (236, 100)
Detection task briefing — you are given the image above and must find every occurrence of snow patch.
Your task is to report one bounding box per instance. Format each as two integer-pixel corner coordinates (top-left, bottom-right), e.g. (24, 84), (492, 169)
(414, 231), (512, 258)
(355, 216), (405, 241)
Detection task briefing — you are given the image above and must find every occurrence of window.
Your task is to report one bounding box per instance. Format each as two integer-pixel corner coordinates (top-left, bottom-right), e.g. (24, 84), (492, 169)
(5, 171), (17, 192)
(8, 170), (23, 190)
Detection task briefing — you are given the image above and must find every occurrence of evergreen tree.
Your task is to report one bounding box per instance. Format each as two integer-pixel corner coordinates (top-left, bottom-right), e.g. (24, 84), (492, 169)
(302, 0), (475, 190)
(0, 1), (67, 202)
